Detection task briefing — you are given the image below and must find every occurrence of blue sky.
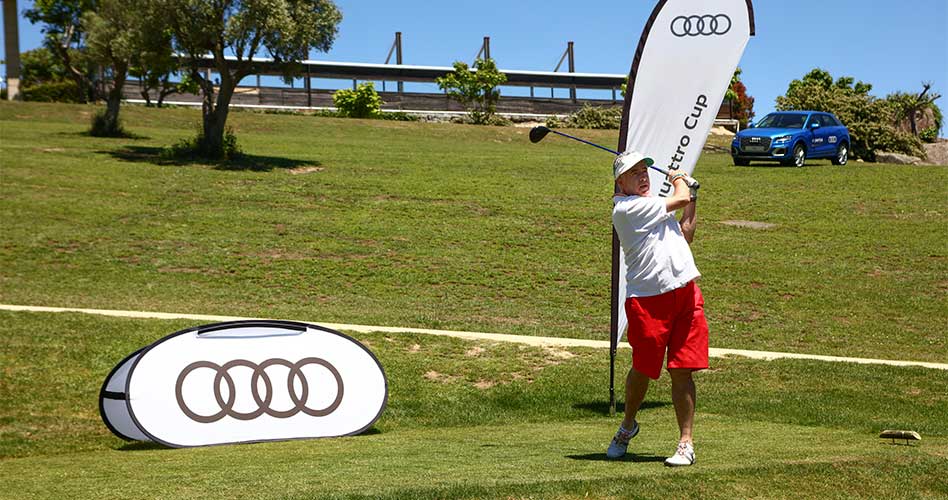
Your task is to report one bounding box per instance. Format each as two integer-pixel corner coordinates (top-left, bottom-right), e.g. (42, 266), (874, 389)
(4, 0), (947, 125)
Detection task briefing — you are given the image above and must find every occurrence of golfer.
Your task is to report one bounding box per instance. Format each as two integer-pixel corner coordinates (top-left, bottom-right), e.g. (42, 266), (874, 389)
(605, 150), (708, 467)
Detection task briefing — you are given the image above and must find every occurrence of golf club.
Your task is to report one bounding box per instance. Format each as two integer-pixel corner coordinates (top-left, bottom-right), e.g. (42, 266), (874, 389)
(529, 126), (700, 190)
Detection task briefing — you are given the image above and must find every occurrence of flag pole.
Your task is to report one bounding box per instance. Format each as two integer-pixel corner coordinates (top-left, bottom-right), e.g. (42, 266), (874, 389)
(609, 228), (621, 417)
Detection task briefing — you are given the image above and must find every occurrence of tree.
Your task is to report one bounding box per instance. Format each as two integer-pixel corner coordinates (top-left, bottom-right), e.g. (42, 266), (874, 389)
(887, 83), (942, 137)
(24, 0), (97, 102)
(20, 47), (69, 86)
(436, 58), (507, 125)
(776, 68), (924, 161)
(82, 0), (150, 135)
(725, 67), (754, 128)
(156, 0), (342, 158)
(128, 15), (184, 108)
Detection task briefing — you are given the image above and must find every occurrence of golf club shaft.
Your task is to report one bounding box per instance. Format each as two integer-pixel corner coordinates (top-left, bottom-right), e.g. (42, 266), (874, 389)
(546, 129), (671, 176)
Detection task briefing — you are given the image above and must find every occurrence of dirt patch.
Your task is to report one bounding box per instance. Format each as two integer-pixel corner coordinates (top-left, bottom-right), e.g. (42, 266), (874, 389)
(423, 370), (460, 384)
(709, 126), (735, 136)
(465, 346), (485, 357)
(158, 266), (217, 275)
(720, 220), (777, 230)
(407, 343), (421, 353)
(543, 347), (575, 360)
(288, 166), (325, 175)
(243, 249), (310, 262)
(473, 380), (495, 390)
(424, 370), (459, 384)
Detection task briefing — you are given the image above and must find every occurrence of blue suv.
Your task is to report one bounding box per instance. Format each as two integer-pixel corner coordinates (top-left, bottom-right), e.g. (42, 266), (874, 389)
(731, 111), (850, 167)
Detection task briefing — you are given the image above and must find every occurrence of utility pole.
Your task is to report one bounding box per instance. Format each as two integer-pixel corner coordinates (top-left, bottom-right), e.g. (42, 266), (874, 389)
(3, 0), (21, 100)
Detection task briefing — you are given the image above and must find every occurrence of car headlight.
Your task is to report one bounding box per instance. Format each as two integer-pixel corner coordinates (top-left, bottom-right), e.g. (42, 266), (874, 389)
(773, 135), (792, 144)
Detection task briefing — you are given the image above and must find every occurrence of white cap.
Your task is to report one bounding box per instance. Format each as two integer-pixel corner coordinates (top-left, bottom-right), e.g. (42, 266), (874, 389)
(613, 150), (654, 179)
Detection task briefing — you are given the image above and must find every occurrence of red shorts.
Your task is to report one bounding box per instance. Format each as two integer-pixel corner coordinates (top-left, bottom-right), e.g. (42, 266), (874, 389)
(625, 280), (709, 380)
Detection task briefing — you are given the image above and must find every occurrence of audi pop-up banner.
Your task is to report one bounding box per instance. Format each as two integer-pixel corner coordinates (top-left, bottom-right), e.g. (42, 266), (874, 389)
(99, 320), (387, 448)
(611, 0), (755, 353)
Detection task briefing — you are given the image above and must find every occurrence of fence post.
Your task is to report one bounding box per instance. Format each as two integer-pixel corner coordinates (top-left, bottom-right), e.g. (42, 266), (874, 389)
(396, 32), (404, 94)
(306, 64), (312, 108)
(568, 41), (576, 103)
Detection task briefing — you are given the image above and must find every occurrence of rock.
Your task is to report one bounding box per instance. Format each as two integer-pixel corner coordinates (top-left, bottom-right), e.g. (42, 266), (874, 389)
(874, 151), (923, 165)
(895, 108), (938, 135)
(922, 139), (948, 166)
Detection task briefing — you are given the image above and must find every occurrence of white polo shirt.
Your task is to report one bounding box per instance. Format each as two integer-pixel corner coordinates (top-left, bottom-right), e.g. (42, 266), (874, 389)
(612, 194), (700, 297)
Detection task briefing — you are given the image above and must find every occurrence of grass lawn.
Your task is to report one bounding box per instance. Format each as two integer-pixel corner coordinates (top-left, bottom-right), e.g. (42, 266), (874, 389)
(1, 102), (947, 498)
(1, 311), (946, 499)
(1, 102), (946, 361)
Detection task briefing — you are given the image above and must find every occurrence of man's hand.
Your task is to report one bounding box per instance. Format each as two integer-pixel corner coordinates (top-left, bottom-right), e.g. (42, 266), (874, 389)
(667, 171), (699, 189)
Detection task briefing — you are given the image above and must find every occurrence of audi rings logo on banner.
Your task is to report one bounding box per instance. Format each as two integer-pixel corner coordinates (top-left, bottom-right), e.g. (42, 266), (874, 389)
(175, 357), (344, 423)
(670, 15), (732, 37)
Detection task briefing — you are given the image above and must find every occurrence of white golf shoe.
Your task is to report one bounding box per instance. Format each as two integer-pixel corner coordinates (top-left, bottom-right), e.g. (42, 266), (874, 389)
(664, 441), (695, 467)
(605, 421), (639, 459)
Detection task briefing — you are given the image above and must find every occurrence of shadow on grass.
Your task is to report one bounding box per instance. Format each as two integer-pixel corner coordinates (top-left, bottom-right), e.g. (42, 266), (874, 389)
(60, 130), (150, 140)
(101, 145), (318, 172)
(733, 161), (831, 168)
(566, 452), (665, 463)
(114, 426), (381, 452)
(354, 427), (383, 437)
(572, 400), (669, 416)
(84, 130), (149, 140)
(116, 441), (167, 452)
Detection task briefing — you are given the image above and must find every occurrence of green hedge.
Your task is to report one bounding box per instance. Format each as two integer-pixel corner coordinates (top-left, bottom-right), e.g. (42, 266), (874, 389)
(21, 81), (82, 103)
(547, 105), (622, 129)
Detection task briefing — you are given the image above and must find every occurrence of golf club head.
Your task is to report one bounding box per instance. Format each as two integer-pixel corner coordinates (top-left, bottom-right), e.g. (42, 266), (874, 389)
(529, 126), (551, 143)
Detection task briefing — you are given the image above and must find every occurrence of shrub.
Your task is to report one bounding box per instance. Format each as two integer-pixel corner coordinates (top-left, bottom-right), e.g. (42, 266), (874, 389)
(21, 81), (82, 103)
(378, 111), (418, 122)
(1, 88), (6, 100)
(437, 58), (507, 125)
(548, 105), (622, 129)
(333, 82), (383, 118)
(89, 109), (128, 137)
(919, 126), (939, 143)
(165, 127), (242, 161)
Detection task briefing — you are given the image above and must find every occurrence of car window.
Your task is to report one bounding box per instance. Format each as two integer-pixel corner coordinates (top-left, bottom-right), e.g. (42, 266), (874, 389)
(758, 113), (807, 129)
(820, 115), (834, 127)
(786, 115), (806, 128)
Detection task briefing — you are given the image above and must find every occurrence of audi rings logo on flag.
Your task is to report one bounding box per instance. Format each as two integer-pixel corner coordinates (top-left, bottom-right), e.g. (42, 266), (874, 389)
(670, 14), (732, 37)
(175, 357), (344, 423)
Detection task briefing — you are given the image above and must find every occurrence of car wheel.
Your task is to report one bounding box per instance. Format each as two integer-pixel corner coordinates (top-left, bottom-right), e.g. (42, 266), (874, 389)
(733, 158), (749, 166)
(832, 143), (849, 165)
(789, 144), (806, 167)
